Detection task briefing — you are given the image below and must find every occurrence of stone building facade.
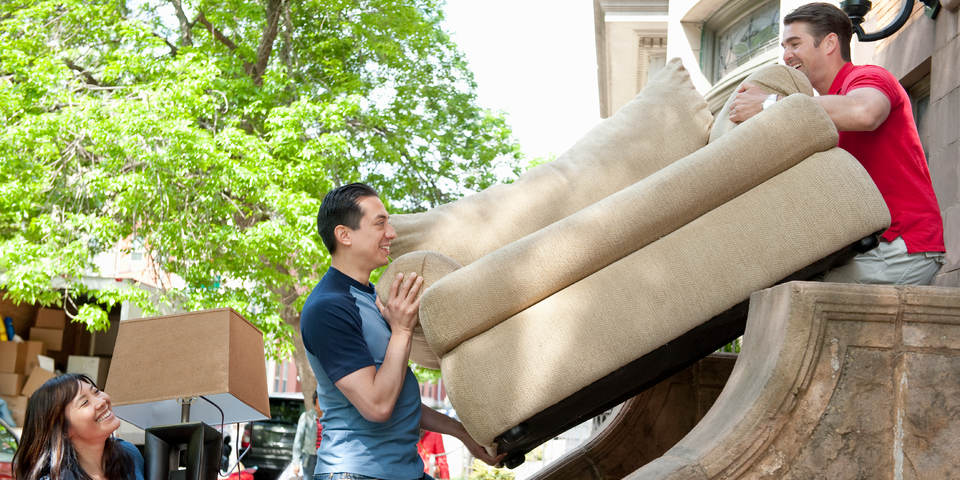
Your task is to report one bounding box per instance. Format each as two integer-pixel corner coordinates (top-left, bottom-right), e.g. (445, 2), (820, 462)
(594, 0), (960, 286)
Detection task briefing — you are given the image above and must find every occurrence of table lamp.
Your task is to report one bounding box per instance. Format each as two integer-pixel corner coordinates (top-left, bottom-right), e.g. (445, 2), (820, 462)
(105, 308), (271, 480)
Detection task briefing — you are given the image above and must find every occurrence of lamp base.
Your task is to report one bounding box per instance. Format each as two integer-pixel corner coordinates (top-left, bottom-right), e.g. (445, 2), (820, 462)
(145, 422), (223, 480)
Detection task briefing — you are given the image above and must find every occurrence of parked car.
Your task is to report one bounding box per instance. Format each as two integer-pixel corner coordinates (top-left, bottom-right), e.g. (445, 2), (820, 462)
(241, 392), (304, 480)
(0, 419), (18, 480)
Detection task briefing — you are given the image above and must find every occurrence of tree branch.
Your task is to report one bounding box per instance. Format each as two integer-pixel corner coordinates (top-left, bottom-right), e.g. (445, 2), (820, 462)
(150, 31), (178, 57)
(251, 0), (285, 86)
(63, 59), (102, 86)
(278, 1), (295, 77)
(168, 0), (193, 46)
(195, 11), (238, 51)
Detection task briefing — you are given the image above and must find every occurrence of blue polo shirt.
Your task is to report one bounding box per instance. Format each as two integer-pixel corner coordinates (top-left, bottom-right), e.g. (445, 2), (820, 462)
(300, 267), (423, 479)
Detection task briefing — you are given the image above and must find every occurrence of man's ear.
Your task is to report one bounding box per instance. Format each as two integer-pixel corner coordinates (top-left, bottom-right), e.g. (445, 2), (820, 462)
(822, 32), (839, 56)
(334, 224), (351, 247)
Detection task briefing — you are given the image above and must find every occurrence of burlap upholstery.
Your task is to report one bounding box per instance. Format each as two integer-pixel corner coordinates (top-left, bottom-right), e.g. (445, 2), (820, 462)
(709, 64), (815, 142)
(442, 150), (890, 445)
(388, 58), (712, 266)
(369, 58), (890, 451)
(375, 251), (461, 369)
(419, 94), (836, 357)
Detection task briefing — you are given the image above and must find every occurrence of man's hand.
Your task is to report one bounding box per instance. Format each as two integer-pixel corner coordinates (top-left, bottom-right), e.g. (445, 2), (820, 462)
(419, 405), (506, 467)
(375, 272), (423, 335)
(729, 82), (769, 124)
(292, 464), (300, 476)
(462, 434), (507, 467)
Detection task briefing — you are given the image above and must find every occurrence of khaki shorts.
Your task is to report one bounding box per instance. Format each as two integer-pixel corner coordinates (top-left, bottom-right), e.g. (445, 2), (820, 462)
(823, 236), (945, 285)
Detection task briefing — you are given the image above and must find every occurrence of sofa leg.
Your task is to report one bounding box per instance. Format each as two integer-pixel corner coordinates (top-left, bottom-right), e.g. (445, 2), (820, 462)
(503, 453), (525, 469)
(854, 233), (879, 253)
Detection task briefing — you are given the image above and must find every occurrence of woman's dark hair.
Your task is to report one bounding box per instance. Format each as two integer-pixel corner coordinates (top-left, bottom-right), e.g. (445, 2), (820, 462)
(13, 374), (134, 480)
(784, 2), (853, 61)
(316, 183), (379, 254)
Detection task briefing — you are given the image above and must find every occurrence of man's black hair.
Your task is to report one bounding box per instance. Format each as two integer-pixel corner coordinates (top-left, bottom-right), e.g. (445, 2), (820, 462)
(784, 2), (853, 62)
(316, 183), (379, 255)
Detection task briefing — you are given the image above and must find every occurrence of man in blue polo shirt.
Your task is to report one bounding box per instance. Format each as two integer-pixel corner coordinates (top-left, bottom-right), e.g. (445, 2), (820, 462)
(301, 183), (502, 479)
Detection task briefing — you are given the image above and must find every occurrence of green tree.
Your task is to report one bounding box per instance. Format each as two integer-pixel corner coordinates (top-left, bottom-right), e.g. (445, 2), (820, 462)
(0, 0), (521, 395)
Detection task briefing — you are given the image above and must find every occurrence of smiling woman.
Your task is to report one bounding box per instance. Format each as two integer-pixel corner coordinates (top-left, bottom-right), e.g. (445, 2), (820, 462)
(12, 374), (144, 480)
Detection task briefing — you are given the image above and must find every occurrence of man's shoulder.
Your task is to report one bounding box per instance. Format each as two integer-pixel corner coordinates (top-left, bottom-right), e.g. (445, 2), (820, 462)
(847, 64), (898, 86)
(841, 63), (903, 105)
(302, 287), (361, 325)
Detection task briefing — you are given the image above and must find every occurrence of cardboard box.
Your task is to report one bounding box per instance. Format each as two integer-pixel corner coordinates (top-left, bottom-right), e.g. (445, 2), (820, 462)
(67, 355), (111, 386)
(0, 342), (24, 373)
(35, 307), (67, 329)
(22, 341), (46, 376)
(20, 367), (55, 398)
(29, 327), (63, 351)
(0, 394), (27, 427)
(0, 372), (24, 396)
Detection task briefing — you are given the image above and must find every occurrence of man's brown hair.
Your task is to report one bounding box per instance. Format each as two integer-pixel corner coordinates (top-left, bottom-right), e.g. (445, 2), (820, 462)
(784, 2), (853, 62)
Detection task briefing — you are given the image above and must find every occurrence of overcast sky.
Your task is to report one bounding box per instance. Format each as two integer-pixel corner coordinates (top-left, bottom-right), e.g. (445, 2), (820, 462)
(441, 1), (602, 162)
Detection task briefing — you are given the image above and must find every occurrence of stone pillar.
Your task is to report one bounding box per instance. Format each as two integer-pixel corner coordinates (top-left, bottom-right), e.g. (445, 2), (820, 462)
(627, 281), (960, 479)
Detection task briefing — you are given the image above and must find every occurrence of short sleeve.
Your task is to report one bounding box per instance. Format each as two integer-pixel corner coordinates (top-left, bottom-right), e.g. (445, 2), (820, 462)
(301, 297), (376, 383)
(845, 66), (902, 109)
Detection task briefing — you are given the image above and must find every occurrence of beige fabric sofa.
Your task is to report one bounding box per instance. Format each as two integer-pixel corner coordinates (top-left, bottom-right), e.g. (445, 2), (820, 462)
(378, 61), (891, 465)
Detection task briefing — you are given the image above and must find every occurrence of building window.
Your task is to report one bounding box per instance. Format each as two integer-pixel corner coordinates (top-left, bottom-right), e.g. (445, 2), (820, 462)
(907, 72), (931, 161)
(637, 36), (667, 92)
(716, 1), (779, 80)
(701, 0), (780, 83)
(273, 361), (282, 392)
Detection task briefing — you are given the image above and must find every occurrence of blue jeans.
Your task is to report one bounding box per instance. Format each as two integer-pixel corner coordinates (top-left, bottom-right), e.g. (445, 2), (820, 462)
(317, 474), (434, 480)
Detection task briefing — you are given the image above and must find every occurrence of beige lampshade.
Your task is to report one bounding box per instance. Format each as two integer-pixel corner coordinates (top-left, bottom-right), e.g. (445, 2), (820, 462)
(104, 308), (271, 429)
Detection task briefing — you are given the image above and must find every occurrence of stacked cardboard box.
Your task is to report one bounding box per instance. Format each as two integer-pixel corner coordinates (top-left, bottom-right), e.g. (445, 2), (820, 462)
(0, 370), (22, 396)
(20, 366), (56, 398)
(30, 307), (66, 351)
(0, 340), (48, 377)
(0, 339), (49, 427)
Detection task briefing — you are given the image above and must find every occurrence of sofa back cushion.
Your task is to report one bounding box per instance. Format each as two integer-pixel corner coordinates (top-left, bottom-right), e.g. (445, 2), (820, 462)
(389, 58), (713, 266)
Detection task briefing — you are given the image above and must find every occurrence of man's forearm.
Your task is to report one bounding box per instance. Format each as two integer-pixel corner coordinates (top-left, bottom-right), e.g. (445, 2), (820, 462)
(373, 328), (414, 398)
(814, 89), (890, 132)
(364, 328), (414, 418)
(335, 328), (414, 422)
(420, 404), (504, 466)
(420, 403), (468, 438)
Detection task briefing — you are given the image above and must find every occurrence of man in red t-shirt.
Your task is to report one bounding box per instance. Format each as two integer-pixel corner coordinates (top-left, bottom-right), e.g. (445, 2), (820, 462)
(729, 2), (945, 285)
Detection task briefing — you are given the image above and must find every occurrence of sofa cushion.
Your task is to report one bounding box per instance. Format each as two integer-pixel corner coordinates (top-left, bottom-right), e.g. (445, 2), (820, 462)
(388, 58), (713, 266)
(710, 64), (815, 142)
(420, 94), (838, 358)
(375, 250), (461, 369)
(439, 149), (890, 445)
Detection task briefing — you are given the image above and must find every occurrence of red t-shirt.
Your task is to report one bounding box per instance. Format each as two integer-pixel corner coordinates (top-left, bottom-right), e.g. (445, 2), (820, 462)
(830, 62), (945, 253)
